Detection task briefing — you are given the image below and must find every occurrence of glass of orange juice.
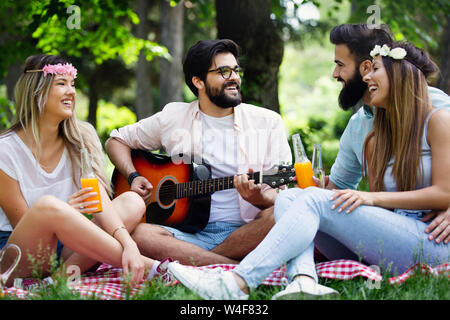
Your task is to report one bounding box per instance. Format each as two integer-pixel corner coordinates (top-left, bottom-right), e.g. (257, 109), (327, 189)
(292, 134), (315, 189)
(80, 148), (103, 215)
(80, 177), (103, 213)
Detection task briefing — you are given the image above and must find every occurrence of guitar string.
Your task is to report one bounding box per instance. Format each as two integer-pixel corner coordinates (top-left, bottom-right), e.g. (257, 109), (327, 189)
(156, 172), (293, 200)
(157, 176), (239, 198)
(155, 173), (259, 199)
(155, 170), (294, 199)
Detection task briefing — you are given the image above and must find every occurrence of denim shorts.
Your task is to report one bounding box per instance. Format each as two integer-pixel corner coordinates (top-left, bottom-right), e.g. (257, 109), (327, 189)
(160, 221), (243, 251)
(0, 231), (10, 251)
(0, 231), (64, 261)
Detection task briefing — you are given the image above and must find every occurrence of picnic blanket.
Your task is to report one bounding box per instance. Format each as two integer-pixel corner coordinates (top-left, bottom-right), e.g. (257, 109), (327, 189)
(2, 259), (449, 300)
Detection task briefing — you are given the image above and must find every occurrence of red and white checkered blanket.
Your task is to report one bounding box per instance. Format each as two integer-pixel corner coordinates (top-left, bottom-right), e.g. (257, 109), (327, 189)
(3, 260), (449, 300)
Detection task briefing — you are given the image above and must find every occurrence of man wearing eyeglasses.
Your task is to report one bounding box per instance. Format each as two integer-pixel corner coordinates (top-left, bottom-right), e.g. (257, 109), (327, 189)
(105, 39), (292, 266)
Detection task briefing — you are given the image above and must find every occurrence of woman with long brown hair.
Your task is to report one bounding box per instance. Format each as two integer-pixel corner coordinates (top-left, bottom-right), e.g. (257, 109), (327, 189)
(166, 42), (450, 300)
(0, 54), (161, 287)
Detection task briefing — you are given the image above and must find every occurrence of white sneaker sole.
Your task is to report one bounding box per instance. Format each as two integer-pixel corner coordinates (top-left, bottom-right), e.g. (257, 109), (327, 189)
(168, 264), (248, 300)
(273, 290), (340, 300)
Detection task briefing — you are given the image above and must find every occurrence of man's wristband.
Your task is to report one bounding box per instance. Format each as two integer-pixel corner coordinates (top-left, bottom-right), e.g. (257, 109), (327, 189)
(127, 171), (141, 186)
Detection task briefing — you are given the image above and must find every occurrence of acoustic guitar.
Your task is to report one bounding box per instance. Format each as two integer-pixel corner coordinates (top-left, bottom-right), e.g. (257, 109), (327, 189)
(112, 150), (295, 233)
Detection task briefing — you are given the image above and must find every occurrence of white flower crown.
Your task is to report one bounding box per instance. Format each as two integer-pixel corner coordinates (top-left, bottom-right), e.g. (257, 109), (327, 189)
(370, 44), (407, 60)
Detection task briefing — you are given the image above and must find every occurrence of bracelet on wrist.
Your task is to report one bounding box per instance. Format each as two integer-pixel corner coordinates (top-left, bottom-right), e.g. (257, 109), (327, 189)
(127, 171), (141, 186)
(112, 226), (127, 239)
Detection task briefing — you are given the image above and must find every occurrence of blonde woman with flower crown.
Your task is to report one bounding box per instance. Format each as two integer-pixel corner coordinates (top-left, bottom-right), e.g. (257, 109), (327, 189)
(167, 42), (450, 300)
(0, 54), (164, 287)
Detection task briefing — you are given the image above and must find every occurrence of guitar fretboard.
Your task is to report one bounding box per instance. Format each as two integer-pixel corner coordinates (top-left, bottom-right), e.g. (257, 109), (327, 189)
(175, 172), (260, 198)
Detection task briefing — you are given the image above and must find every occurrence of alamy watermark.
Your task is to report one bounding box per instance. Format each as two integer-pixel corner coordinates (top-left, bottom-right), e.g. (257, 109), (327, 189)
(366, 264), (382, 290)
(367, 4), (381, 29)
(66, 5), (81, 30)
(66, 264), (81, 286)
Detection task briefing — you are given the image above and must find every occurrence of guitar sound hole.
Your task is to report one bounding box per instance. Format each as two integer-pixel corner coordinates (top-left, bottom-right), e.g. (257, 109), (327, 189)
(159, 180), (176, 206)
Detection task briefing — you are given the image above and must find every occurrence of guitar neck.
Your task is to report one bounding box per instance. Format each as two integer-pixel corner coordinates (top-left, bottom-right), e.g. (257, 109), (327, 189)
(176, 172), (261, 199)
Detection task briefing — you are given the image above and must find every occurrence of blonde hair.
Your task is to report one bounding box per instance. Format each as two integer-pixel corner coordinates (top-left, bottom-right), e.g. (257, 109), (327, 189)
(363, 43), (438, 192)
(2, 54), (112, 196)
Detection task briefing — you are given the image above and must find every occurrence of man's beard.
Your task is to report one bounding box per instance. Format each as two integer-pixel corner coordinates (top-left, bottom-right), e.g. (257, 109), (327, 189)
(337, 70), (367, 111)
(206, 81), (242, 109)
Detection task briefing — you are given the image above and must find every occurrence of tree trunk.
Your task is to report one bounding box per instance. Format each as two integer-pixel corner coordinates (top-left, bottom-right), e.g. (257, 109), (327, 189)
(88, 72), (99, 129)
(159, 0), (184, 110)
(135, 0), (153, 120)
(437, 16), (450, 95)
(5, 62), (21, 102)
(215, 0), (284, 113)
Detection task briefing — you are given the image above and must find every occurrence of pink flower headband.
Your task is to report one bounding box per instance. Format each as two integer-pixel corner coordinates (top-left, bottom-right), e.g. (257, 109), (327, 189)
(26, 63), (78, 79)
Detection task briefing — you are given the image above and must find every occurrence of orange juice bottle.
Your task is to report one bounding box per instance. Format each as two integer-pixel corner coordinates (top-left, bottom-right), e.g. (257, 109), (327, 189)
(80, 148), (103, 215)
(292, 134), (315, 189)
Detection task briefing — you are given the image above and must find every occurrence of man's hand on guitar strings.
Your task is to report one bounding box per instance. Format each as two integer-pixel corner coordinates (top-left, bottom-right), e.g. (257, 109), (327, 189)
(131, 176), (153, 204)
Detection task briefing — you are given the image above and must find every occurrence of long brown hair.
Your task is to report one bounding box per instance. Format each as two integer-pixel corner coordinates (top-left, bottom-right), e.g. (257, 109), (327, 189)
(363, 42), (439, 192)
(2, 54), (112, 195)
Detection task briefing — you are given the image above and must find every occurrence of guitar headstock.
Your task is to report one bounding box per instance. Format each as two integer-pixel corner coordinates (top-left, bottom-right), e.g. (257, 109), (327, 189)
(261, 164), (296, 188)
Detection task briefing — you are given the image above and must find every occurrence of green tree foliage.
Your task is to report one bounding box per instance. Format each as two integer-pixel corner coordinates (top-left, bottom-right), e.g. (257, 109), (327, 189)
(96, 101), (137, 145)
(0, 0), (170, 128)
(348, 0), (448, 50)
(0, 0), (168, 76)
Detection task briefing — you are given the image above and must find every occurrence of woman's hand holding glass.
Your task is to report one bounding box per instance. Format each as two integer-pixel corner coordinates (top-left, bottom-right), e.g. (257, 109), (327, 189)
(68, 187), (100, 214)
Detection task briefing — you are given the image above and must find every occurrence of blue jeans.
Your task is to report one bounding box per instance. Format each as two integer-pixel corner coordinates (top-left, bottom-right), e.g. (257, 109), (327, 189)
(234, 187), (450, 288)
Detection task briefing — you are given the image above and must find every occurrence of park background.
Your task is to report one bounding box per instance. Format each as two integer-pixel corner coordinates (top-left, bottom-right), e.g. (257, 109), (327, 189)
(0, 0), (449, 186)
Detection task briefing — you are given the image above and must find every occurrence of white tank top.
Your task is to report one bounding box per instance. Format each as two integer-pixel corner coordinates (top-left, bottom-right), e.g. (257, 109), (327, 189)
(0, 132), (78, 231)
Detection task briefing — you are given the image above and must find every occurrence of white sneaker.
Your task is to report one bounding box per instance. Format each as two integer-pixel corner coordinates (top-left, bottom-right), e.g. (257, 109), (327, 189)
(272, 277), (339, 300)
(168, 262), (249, 300)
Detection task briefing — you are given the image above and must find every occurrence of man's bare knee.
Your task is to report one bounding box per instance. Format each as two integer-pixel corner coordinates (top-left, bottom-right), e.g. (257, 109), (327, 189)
(254, 206), (275, 225)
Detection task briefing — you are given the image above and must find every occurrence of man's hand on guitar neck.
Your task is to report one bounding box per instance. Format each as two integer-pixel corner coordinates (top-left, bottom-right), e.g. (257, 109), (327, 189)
(234, 168), (276, 210)
(131, 176), (153, 204)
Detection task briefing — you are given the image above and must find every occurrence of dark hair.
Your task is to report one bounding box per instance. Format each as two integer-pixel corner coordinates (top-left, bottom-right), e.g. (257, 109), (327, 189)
(23, 54), (69, 73)
(330, 23), (394, 65)
(183, 39), (240, 96)
(390, 42), (439, 78)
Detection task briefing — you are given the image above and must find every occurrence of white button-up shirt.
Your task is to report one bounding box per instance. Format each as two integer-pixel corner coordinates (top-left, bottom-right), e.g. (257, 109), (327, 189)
(110, 100), (292, 222)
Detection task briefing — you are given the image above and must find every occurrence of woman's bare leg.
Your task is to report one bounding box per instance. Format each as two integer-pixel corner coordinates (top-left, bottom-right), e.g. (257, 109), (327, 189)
(2, 194), (153, 286)
(62, 191), (150, 273)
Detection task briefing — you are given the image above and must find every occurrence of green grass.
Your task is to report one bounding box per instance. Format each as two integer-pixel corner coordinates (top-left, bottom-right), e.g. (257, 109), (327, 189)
(2, 269), (448, 300)
(1, 247), (448, 300)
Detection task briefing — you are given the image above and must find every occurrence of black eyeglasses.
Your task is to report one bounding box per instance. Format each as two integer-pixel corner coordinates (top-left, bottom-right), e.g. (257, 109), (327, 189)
(207, 66), (244, 79)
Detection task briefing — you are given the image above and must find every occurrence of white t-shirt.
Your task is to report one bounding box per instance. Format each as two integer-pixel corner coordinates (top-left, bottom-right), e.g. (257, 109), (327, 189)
(200, 111), (244, 225)
(0, 132), (78, 231)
